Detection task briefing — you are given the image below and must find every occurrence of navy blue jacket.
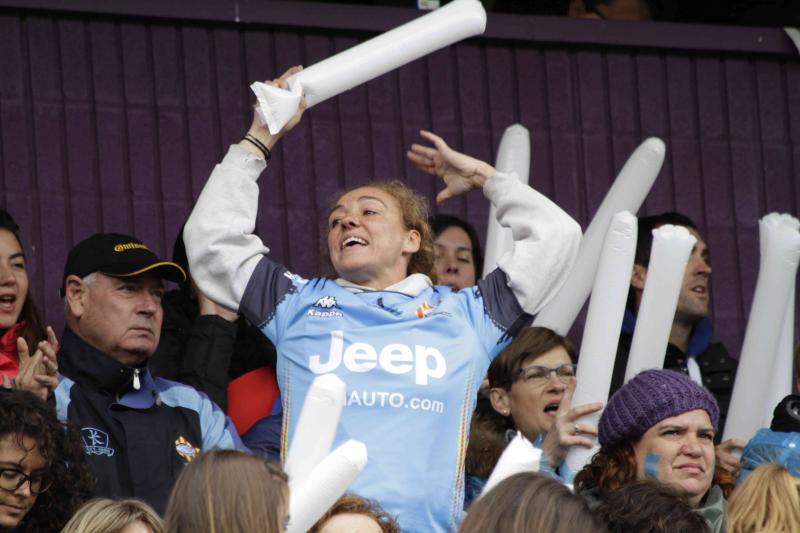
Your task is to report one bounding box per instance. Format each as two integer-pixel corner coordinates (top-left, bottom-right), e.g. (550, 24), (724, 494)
(54, 327), (246, 513)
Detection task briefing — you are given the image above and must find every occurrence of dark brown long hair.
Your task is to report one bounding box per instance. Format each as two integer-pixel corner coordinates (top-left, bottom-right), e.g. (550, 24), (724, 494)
(0, 209), (46, 354)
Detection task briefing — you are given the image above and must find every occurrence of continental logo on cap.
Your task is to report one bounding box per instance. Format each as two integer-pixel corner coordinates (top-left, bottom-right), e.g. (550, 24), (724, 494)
(113, 243), (149, 252)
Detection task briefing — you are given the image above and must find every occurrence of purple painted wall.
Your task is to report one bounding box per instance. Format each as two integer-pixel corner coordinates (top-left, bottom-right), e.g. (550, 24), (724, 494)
(0, 1), (798, 356)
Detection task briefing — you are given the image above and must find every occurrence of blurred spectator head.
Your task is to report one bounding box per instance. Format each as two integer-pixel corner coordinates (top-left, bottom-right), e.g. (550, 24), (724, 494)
(594, 479), (710, 532)
(459, 472), (607, 532)
(487, 326), (576, 442)
(61, 233), (186, 367)
(575, 369), (719, 507)
(308, 494), (400, 533)
(61, 498), (163, 533)
(738, 427), (800, 484)
(163, 449), (288, 533)
(429, 214), (483, 290)
(0, 388), (92, 532)
(727, 463), (800, 533)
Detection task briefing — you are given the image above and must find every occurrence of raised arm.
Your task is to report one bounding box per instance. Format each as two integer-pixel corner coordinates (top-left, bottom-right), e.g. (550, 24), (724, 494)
(408, 130), (581, 315)
(184, 67), (306, 311)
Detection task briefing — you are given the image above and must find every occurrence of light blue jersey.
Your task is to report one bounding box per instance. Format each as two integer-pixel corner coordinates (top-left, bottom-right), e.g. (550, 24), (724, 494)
(241, 260), (529, 532)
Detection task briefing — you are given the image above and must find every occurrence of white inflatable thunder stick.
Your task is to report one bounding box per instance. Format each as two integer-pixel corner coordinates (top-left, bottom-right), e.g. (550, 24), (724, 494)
(762, 214), (800, 427)
(533, 138), (665, 335)
(481, 431), (542, 498)
(565, 211), (637, 474)
(765, 287), (796, 427)
(286, 440), (368, 533)
(482, 124), (531, 278)
(284, 374), (346, 488)
(724, 214), (800, 441)
(251, 0), (486, 134)
(624, 225), (696, 382)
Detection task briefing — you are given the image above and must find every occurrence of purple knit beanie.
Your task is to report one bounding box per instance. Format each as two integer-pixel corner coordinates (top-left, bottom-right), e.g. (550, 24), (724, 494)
(598, 369), (719, 448)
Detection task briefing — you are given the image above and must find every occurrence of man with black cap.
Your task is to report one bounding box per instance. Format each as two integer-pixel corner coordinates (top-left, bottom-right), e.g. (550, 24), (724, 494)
(47, 233), (246, 513)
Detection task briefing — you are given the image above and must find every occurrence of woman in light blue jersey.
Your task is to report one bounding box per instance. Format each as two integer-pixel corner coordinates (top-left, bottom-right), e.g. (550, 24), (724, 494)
(185, 68), (582, 533)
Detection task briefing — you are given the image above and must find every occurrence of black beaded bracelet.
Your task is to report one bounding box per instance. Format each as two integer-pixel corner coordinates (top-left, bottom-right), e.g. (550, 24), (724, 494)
(243, 134), (272, 160)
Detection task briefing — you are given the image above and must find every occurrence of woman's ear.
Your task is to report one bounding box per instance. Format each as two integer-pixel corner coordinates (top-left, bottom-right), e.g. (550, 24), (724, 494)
(490, 387), (511, 417)
(402, 229), (421, 255)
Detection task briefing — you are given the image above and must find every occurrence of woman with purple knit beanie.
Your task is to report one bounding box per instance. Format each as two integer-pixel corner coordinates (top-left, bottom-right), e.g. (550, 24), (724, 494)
(574, 369), (728, 533)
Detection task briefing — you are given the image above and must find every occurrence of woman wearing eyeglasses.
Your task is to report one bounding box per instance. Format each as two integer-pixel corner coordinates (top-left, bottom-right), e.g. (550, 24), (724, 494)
(486, 327), (602, 483)
(0, 389), (92, 532)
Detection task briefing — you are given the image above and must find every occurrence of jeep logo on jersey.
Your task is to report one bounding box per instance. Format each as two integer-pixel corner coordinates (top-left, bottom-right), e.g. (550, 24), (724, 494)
(81, 427), (115, 457)
(309, 330), (446, 385)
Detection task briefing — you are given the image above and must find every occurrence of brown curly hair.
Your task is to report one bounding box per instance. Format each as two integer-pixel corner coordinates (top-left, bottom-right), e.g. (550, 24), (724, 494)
(308, 494), (400, 533)
(574, 440), (640, 497)
(324, 180), (437, 284)
(0, 389), (94, 532)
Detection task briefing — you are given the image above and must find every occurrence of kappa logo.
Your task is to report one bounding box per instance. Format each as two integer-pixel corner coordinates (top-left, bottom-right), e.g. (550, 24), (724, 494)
(81, 427), (115, 457)
(308, 295), (343, 318)
(174, 436), (200, 462)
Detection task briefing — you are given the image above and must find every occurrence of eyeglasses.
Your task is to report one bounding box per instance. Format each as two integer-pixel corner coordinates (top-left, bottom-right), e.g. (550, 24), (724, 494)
(516, 363), (576, 386)
(0, 468), (53, 495)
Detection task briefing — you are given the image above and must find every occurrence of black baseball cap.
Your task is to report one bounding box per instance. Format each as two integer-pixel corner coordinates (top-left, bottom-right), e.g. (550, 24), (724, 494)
(61, 233), (186, 296)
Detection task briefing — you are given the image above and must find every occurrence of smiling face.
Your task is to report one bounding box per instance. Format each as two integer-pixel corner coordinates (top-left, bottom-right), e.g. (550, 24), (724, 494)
(492, 346), (572, 441)
(434, 225), (476, 291)
(0, 229), (29, 331)
(66, 272), (164, 367)
(633, 409), (716, 507)
(0, 434), (47, 531)
(327, 186), (421, 290)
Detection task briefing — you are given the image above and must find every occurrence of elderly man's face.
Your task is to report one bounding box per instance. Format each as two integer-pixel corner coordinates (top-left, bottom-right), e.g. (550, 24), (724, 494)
(71, 272), (164, 367)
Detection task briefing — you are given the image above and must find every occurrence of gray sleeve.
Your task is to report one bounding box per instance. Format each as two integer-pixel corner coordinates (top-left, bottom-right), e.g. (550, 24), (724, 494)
(483, 171), (582, 315)
(184, 145), (269, 312)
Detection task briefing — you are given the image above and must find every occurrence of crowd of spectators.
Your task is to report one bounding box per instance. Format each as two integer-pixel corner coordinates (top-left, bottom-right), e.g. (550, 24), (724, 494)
(1, 64), (800, 532)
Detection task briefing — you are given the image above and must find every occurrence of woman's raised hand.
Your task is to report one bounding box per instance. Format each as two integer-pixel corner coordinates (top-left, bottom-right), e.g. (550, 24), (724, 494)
(243, 65), (307, 153)
(407, 130), (496, 204)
